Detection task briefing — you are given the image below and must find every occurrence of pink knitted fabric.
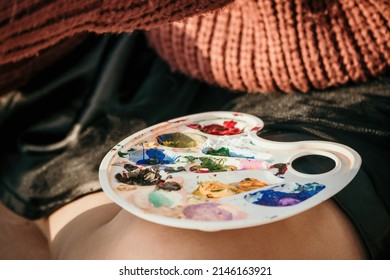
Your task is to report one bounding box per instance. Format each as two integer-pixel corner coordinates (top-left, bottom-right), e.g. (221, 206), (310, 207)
(146, 0), (389, 93)
(0, 0), (232, 95)
(0, 0), (388, 94)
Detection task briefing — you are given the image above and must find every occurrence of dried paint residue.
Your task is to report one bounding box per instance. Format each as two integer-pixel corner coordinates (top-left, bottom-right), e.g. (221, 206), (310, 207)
(115, 164), (183, 191)
(163, 166), (186, 173)
(269, 162), (290, 176)
(187, 120), (243, 135)
(115, 164), (161, 186)
(245, 182), (326, 206)
(156, 177), (183, 191)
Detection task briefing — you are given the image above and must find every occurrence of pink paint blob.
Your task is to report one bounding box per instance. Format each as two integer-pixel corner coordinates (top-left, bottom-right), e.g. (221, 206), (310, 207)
(239, 159), (268, 170)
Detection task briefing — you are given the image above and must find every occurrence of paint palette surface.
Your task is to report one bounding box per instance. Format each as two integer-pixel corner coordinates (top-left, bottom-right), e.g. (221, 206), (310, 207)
(99, 112), (361, 231)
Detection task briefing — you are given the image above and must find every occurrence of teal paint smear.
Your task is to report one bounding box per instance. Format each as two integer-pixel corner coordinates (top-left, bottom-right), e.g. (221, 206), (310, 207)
(148, 191), (174, 208)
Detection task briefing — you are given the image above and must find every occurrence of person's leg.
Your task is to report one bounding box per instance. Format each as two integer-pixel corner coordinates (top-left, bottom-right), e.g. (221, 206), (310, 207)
(46, 192), (367, 259)
(0, 203), (50, 259)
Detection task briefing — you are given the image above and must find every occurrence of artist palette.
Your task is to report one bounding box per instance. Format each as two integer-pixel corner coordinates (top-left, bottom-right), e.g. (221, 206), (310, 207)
(99, 111), (361, 231)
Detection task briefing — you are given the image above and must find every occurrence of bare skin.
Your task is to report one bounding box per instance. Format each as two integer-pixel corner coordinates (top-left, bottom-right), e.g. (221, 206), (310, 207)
(36, 191), (367, 260)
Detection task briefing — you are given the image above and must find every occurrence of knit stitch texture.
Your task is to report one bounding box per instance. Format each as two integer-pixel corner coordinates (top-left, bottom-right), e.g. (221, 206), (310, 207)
(147, 0), (389, 93)
(0, 0), (389, 94)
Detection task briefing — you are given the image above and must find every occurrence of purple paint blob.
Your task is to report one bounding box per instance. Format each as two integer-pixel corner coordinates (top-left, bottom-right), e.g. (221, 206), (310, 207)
(278, 197), (301, 206)
(183, 202), (233, 221)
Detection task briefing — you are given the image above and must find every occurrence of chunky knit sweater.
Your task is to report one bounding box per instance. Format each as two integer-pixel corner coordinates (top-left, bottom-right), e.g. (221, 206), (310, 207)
(0, 0), (389, 95)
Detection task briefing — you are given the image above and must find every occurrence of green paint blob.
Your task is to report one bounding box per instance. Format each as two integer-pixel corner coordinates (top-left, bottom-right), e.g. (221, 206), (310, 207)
(118, 151), (128, 158)
(205, 147), (231, 157)
(148, 191), (173, 208)
(199, 157), (234, 172)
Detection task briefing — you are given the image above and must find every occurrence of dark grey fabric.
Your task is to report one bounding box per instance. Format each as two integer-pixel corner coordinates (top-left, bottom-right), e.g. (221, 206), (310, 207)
(0, 32), (388, 259)
(0, 33), (239, 219)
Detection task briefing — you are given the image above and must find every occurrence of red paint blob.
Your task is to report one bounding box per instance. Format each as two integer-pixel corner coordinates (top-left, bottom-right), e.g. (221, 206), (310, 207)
(187, 120), (242, 135)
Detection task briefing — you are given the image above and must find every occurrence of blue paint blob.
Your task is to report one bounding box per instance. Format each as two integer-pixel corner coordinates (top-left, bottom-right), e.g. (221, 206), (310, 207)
(136, 148), (177, 165)
(229, 151), (255, 159)
(245, 182), (325, 207)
